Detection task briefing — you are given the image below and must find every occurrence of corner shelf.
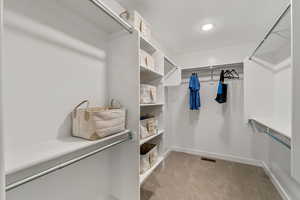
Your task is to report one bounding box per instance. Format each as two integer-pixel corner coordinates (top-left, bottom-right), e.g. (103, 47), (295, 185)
(140, 130), (164, 145)
(139, 156), (164, 185)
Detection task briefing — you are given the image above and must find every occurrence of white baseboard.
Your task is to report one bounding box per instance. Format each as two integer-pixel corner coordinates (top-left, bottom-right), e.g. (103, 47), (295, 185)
(163, 149), (172, 159)
(261, 162), (290, 200)
(171, 146), (262, 166)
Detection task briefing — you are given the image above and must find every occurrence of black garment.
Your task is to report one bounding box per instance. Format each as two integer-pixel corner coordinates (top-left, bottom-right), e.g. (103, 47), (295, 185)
(215, 70), (228, 104)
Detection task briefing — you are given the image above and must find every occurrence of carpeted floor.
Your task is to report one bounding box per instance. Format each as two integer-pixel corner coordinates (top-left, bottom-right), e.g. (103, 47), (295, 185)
(141, 151), (282, 200)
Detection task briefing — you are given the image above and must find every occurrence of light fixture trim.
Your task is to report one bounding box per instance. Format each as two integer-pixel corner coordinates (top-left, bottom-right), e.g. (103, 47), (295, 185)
(202, 23), (214, 31)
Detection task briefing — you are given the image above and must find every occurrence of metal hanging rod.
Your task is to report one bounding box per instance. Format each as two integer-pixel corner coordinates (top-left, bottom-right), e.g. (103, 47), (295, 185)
(181, 63), (243, 84)
(182, 62), (244, 74)
(249, 4), (291, 60)
(249, 119), (291, 149)
(6, 132), (132, 192)
(89, 0), (133, 33)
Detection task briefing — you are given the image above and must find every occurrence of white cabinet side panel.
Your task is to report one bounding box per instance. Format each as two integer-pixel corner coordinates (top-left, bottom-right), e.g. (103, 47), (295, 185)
(108, 32), (140, 200)
(291, 0), (300, 183)
(0, 0), (5, 198)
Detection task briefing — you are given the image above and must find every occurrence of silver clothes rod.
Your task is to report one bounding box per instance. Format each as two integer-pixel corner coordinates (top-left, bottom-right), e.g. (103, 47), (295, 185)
(249, 4), (291, 60)
(182, 62), (244, 73)
(249, 119), (291, 149)
(181, 78), (244, 84)
(88, 0), (133, 33)
(6, 134), (132, 192)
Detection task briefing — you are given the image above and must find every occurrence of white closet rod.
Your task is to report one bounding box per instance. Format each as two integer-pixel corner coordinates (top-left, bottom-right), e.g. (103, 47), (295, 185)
(5, 132), (132, 192)
(249, 4), (291, 60)
(182, 63), (243, 77)
(89, 0), (133, 33)
(249, 119), (291, 149)
(181, 63), (243, 84)
(181, 78), (244, 84)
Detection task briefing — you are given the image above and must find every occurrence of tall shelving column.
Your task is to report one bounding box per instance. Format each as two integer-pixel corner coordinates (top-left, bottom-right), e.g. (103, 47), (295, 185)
(138, 35), (165, 185)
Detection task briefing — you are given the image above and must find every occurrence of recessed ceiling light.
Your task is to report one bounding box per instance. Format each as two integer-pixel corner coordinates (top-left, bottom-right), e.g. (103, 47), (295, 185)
(202, 24), (214, 31)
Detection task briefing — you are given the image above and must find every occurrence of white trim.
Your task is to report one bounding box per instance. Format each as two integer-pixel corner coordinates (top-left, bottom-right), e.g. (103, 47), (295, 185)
(163, 149), (172, 158)
(261, 161), (290, 200)
(171, 146), (262, 167)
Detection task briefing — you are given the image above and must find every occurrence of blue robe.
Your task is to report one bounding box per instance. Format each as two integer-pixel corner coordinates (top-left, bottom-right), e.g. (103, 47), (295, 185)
(189, 74), (201, 110)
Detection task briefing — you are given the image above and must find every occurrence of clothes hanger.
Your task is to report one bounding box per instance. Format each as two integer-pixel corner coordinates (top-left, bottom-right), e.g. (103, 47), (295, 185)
(224, 70), (234, 79)
(230, 69), (240, 79)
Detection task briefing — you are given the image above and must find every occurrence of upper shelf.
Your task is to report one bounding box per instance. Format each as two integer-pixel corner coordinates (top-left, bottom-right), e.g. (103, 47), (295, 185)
(5, 0), (133, 35)
(249, 4), (291, 65)
(140, 36), (157, 55)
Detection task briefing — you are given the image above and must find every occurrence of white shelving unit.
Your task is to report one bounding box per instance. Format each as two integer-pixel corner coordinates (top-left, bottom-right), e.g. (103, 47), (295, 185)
(138, 34), (166, 186)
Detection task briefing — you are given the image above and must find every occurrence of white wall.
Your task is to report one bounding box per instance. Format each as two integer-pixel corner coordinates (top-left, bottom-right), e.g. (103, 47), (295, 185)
(168, 80), (262, 164)
(274, 66), (292, 131)
(168, 44), (264, 163)
(244, 58), (274, 122)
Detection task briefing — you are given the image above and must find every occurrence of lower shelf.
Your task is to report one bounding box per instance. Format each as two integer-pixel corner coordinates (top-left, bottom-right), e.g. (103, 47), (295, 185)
(140, 156), (164, 185)
(5, 130), (131, 175)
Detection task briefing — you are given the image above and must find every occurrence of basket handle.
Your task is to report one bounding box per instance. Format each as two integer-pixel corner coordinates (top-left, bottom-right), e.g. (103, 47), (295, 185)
(73, 100), (89, 118)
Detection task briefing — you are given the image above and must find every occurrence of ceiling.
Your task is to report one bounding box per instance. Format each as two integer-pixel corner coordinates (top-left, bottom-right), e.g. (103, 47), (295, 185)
(116, 0), (290, 55)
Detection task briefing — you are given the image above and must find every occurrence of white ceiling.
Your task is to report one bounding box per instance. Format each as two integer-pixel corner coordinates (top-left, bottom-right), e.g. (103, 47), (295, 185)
(116, 0), (290, 55)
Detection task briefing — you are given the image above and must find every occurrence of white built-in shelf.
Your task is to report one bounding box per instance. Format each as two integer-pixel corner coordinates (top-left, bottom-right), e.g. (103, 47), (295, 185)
(164, 56), (177, 75)
(250, 117), (291, 138)
(7, 0), (133, 36)
(140, 156), (164, 185)
(5, 130), (131, 175)
(140, 65), (164, 80)
(140, 103), (164, 107)
(140, 36), (157, 55)
(140, 130), (164, 145)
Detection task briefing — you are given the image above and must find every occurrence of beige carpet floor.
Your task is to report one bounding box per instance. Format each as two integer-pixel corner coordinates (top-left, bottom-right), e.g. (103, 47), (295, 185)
(141, 152), (282, 200)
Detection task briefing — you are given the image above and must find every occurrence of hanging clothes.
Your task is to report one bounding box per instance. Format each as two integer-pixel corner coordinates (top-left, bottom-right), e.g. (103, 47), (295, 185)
(189, 73), (201, 110)
(215, 70), (228, 104)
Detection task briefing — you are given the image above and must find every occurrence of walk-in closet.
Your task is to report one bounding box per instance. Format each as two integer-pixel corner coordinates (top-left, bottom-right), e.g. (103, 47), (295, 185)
(0, 0), (300, 199)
